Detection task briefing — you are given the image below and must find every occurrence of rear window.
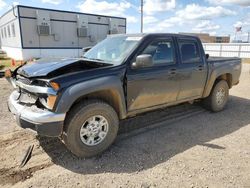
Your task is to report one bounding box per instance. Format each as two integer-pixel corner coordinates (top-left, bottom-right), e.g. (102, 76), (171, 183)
(178, 40), (201, 63)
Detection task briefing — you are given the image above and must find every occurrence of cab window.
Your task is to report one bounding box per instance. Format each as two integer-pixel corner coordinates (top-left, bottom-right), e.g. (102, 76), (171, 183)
(140, 39), (175, 65)
(178, 40), (201, 64)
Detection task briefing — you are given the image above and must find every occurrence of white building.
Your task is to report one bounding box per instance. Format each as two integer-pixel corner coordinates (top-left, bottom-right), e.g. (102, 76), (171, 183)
(0, 5), (126, 60)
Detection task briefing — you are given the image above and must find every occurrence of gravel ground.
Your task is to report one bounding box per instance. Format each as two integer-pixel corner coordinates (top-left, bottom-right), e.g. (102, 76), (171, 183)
(0, 64), (250, 188)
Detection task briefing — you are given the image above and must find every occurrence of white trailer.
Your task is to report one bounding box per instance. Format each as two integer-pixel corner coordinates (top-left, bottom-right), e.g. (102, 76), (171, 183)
(0, 5), (126, 60)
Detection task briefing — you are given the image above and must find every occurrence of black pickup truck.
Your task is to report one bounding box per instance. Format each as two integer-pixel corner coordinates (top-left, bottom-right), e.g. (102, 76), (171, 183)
(6, 33), (241, 157)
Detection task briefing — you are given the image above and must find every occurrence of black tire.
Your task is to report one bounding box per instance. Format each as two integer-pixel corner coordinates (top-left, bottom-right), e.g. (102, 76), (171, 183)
(202, 80), (229, 112)
(63, 100), (119, 158)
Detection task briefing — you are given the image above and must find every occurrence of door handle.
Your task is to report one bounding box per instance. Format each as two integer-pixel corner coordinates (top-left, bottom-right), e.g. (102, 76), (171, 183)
(195, 65), (203, 71)
(169, 68), (176, 74)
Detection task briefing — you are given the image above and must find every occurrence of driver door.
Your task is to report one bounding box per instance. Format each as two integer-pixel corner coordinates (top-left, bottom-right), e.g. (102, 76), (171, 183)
(126, 37), (180, 111)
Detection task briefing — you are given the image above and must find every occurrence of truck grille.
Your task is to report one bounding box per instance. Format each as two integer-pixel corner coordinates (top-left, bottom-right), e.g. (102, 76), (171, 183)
(16, 75), (32, 85)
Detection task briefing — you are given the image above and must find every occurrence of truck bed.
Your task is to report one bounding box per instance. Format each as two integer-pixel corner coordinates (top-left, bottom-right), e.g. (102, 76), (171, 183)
(207, 57), (240, 63)
(206, 56), (241, 89)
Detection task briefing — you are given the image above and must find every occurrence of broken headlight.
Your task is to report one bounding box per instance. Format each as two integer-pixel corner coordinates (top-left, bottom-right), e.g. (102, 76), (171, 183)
(32, 79), (51, 87)
(34, 80), (60, 110)
(39, 95), (57, 110)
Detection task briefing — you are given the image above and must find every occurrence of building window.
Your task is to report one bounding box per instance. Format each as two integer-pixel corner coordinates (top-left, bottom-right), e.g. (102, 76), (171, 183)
(4, 27), (7, 38)
(11, 23), (15, 37)
(7, 25), (11, 37)
(1, 29), (3, 39)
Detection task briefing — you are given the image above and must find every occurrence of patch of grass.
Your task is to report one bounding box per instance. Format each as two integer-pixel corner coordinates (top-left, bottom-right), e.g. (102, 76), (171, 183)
(242, 58), (250, 64)
(0, 58), (21, 70)
(0, 58), (11, 68)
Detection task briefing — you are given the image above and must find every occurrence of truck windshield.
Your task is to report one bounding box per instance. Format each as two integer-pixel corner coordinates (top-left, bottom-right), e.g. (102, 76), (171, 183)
(83, 36), (142, 65)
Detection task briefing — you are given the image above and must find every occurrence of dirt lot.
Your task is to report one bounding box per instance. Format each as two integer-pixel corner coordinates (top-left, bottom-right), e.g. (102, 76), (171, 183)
(0, 64), (250, 188)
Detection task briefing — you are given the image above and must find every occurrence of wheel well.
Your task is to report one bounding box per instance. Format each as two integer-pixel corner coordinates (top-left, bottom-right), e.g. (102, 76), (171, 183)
(215, 73), (232, 88)
(68, 90), (123, 119)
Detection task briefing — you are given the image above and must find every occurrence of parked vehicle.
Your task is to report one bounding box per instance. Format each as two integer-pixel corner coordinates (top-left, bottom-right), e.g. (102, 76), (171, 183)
(6, 33), (242, 157)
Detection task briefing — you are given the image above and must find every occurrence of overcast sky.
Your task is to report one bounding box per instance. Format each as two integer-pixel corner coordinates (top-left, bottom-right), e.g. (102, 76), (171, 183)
(0, 0), (249, 40)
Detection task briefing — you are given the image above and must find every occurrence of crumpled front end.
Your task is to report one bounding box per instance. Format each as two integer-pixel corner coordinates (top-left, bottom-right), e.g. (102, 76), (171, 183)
(7, 73), (66, 137)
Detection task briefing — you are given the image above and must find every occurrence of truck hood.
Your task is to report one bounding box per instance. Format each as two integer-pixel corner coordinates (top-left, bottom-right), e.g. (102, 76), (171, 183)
(17, 58), (111, 78)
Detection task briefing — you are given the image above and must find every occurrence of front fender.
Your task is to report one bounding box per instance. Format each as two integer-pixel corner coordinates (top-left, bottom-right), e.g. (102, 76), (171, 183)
(55, 76), (127, 119)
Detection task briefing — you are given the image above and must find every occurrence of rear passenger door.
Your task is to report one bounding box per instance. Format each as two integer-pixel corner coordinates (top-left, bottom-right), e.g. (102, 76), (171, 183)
(176, 38), (208, 100)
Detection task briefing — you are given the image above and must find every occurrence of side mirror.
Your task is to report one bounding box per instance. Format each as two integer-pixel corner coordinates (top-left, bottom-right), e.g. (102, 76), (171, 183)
(205, 54), (209, 59)
(132, 54), (153, 69)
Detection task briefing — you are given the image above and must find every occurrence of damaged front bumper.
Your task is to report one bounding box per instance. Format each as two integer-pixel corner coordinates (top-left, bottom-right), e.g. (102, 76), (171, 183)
(8, 90), (66, 137)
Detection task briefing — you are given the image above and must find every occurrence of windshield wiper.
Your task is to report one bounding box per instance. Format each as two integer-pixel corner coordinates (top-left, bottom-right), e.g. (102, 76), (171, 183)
(83, 57), (113, 66)
(89, 58), (105, 62)
(83, 57), (104, 62)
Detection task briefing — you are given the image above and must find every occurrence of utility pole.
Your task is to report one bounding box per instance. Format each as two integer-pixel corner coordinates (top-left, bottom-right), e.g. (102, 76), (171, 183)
(248, 31), (250, 43)
(141, 0), (143, 33)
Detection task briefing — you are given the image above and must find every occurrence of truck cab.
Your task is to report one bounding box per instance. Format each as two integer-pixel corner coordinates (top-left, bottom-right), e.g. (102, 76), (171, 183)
(126, 34), (208, 112)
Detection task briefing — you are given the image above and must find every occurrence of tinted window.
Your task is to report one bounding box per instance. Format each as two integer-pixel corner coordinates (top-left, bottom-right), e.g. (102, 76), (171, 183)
(179, 40), (201, 63)
(140, 39), (174, 65)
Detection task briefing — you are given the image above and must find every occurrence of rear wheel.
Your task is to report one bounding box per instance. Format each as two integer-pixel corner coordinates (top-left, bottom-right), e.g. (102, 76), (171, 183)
(63, 100), (119, 158)
(202, 80), (229, 112)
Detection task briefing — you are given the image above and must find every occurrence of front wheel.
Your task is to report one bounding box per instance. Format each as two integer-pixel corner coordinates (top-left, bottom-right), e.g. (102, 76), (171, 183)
(202, 80), (229, 112)
(63, 100), (119, 158)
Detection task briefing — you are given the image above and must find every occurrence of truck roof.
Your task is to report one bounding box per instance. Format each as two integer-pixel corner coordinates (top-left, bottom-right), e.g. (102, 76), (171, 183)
(109, 33), (201, 40)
